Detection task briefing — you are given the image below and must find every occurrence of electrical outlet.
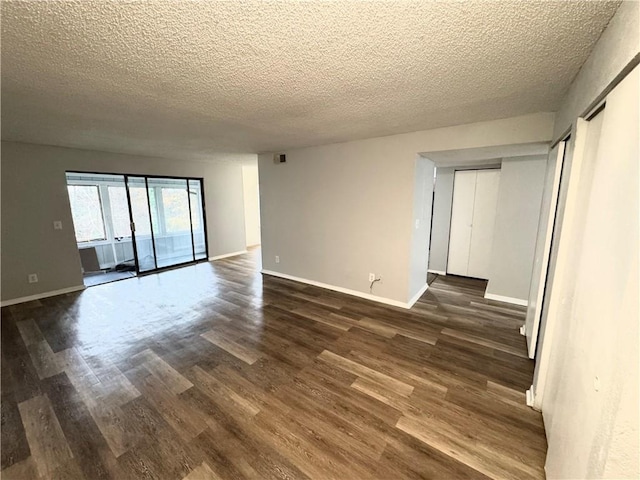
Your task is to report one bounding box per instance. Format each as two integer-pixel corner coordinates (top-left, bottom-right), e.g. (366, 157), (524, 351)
(275, 255), (280, 264)
(368, 273), (375, 282)
(28, 273), (38, 284)
(53, 220), (63, 230)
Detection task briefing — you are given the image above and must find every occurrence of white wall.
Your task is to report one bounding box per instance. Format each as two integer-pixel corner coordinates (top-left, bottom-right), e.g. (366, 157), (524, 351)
(1, 141), (254, 302)
(258, 112), (553, 306)
(242, 163), (261, 247)
(552, 0), (640, 140)
(533, 2), (639, 477)
(485, 155), (547, 303)
(541, 67), (638, 479)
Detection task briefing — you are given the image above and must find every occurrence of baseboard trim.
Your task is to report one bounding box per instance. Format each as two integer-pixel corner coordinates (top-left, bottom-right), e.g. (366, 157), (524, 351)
(525, 385), (541, 411)
(208, 250), (248, 261)
(261, 270), (415, 309)
(407, 282), (429, 308)
(427, 269), (446, 275)
(484, 292), (528, 307)
(1, 285), (86, 307)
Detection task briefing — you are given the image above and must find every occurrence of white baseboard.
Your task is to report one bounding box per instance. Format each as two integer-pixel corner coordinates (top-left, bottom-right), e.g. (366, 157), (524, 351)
(427, 269), (446, 275)
(525, 385), (542, 411)
(525, 387), (534, 406)
(208, 250), (248, 261)
(484, 292), (528, 307)
(408, 282), (429, 307)
(261, 269), (418, 309)
(1, 285), (86, 307)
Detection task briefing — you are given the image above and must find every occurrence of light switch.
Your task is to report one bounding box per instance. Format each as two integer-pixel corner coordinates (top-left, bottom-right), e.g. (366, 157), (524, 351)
(53, 220), (63, 230)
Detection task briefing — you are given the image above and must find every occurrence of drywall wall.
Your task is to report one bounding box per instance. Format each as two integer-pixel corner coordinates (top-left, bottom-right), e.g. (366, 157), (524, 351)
(553, 0), (640, 141)
(258, 145), (416, 305)
(408, 157), (434, 300)
(1, 141), (253, 302)
(530, 5), (640, 478)
(485, 156), (547, 303)
(427, 167), (453, 273)
(535, 0), (639, 402)
(242, 163), (261, 247)
(540, 65), (638, 479)
(259, 112), (554, 305)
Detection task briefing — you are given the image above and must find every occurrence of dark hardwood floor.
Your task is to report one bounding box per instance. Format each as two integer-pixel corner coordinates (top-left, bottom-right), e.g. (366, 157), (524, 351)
(1, 248), (546, 479)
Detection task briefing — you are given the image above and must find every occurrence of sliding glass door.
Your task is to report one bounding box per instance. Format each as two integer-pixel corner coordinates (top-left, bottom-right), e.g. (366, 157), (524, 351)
(189, 179), (208, 261)
(126, 176), (156, 272)
(126, 175), (207, 273)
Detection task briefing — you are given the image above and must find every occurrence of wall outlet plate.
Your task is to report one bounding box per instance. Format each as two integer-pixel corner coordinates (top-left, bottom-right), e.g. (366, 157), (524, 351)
(275, 255), (280, 264)
(368, 273), (376, 282)
(28, 273), (38, 283)
(53, 220), (63, 230)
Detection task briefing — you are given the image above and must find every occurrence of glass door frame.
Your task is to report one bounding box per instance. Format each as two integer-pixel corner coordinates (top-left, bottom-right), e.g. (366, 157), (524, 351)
(126, 174), (208, 275)
(67, 170), (210, 276)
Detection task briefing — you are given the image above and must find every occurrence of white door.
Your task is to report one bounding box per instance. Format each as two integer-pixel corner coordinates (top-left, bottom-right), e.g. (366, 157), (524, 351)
(467, 170), (500, 279)
(524, 143), (566, 358)
(447, 169), (500, 279)
(539, 65), (638, 478)
(447, 170), (476, 276)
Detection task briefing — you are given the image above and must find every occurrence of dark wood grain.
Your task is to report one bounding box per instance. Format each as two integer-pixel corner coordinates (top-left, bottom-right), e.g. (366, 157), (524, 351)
(1, 248), (545, 479)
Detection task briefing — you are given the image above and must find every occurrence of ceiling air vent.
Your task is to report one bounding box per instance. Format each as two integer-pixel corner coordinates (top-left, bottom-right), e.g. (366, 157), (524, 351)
(274, 153), (286, 164)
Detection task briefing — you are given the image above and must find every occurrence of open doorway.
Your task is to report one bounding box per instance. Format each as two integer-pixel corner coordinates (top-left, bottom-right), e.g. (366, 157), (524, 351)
(242, 163), (261, 248)
(66, 172), (209, 287)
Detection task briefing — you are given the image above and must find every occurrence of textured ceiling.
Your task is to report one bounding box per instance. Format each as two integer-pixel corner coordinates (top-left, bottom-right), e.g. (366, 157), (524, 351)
(1, 0), (620, 159)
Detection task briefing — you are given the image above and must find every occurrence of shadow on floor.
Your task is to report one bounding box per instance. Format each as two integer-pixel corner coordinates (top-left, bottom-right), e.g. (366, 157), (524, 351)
(83, 270), (136, 287)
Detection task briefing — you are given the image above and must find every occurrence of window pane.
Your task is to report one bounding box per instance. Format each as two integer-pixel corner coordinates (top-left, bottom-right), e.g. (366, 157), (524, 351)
(129, 187), (152, 236)
(108, 186), (132, 238)
(161, 188), (191, 232)
(190, 193), (201, 231)
(67, 185), (106, 242)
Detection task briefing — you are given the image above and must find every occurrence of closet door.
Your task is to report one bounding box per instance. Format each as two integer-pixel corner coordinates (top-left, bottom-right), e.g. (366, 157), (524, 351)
(447, 170), (477, 276)
(524, 142), (566, 358)
(467, 169), (500, 279)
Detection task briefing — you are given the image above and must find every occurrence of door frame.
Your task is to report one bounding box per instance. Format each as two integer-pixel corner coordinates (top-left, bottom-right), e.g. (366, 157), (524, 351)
(529, 115), (594, 410)
(66, 170), (210, 277)
(524, 140), (569, 358)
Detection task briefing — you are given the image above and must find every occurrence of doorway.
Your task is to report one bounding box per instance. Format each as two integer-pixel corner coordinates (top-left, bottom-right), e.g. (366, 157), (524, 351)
(66, 172), (208, 286)
(523, 140), (568, 358)
(447, 168), (500, 279)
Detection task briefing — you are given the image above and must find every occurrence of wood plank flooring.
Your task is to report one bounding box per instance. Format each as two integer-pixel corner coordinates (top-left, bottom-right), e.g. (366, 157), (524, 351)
(1, 248), (546, 479)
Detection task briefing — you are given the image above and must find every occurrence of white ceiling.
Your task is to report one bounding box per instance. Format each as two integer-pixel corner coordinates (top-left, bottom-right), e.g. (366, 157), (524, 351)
(1, 1), (620, 160)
